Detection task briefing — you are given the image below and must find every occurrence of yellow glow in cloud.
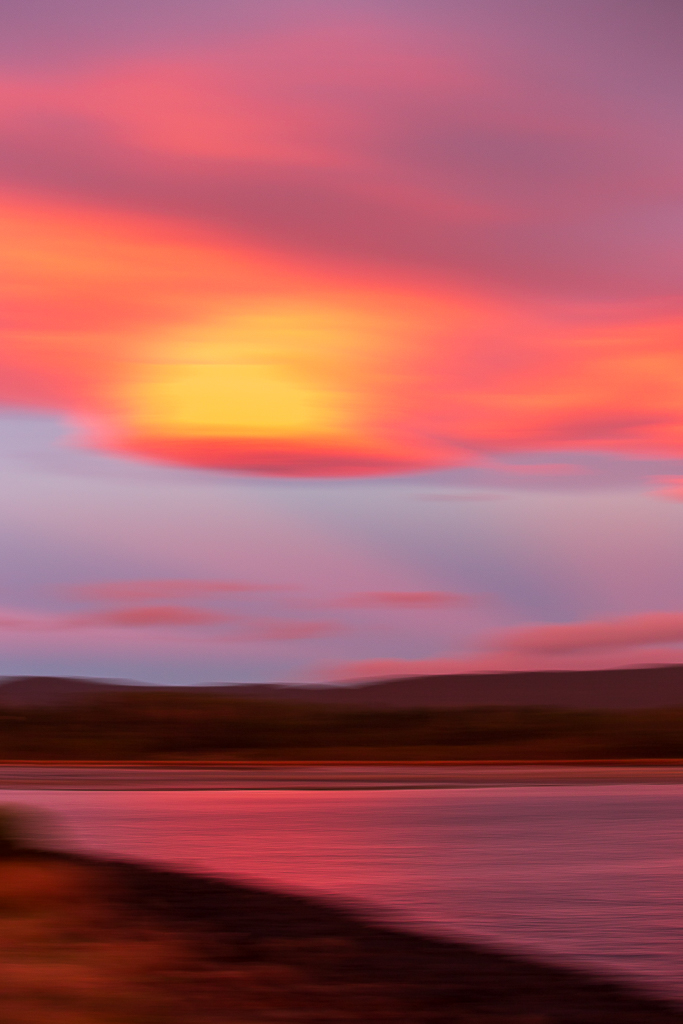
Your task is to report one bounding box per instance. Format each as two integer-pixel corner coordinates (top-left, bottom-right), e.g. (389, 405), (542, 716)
(92, 295), (457, 474)
(119, 303), (361, 443)
(103, 293), (467, 475)
(140, 359), (337, 439)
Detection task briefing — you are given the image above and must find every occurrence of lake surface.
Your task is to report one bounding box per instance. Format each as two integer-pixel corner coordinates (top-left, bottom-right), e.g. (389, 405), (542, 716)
(2, 785), (682, 1003)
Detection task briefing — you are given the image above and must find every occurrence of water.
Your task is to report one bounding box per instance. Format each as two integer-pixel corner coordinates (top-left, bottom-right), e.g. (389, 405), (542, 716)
(2, 785), (682, 1002)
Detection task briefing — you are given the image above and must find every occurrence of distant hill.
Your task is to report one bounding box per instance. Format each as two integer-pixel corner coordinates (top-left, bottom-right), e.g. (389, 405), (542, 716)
(222, 665), (683, 709)
(1, 664), (682, 710)
(0, 676), (139, 707)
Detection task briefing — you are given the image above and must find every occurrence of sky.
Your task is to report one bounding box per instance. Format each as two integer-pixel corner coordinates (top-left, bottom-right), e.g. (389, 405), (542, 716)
(1, 0), (682, 685)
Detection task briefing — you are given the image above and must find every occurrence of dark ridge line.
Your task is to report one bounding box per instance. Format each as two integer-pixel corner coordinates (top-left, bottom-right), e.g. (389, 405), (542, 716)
(2, 663), (683, 709)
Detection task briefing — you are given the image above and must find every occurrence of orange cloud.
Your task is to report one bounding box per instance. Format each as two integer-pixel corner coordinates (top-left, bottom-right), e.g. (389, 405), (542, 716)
(4, 191), (683, 478)
(70, 303), (683, 476)
(2, 33), (683, 478)
(499, 612), (683, 655)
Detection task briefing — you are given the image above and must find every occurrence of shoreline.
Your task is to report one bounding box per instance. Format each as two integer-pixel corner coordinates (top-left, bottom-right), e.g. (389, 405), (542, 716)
(1, 759), (683, 789)
(3, 846), (681, 1022)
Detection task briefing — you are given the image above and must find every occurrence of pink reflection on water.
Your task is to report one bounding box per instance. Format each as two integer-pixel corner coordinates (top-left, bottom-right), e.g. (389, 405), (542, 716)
(2, 785), (682, 1003)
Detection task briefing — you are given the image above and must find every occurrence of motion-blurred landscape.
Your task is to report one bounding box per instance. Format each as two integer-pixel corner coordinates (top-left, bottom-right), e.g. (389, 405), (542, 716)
(3, 0), (683, 1018)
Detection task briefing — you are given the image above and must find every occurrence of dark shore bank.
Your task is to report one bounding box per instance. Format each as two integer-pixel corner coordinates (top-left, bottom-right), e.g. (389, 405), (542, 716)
(2, 761), (683, 789)
(2, 847), (681, 1024)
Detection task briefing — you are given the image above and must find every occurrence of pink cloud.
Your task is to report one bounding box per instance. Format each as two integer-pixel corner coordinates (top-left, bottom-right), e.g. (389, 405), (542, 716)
(68, 606), (228, 628)
(230, 621), (338, 642)
(341, 591), (469, 609)
(66, 580), (276, 601)
(315, 654), (487, 682)
(0, 604), (229, 631)
(0, 608), (48, 630)
(116, 436), (429, 478)
(651, 476), (683, 501)
(0, 597), (336, 642)
(418, 493), (505, 502)
(499, 612), (683, 655)
(486, 462), (586, 477)
(311, 641), (683, 684)
(307, 649), (565, 683)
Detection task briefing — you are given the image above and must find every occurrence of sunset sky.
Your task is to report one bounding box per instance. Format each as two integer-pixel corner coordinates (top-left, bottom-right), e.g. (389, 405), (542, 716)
(2, 0), (682, 685)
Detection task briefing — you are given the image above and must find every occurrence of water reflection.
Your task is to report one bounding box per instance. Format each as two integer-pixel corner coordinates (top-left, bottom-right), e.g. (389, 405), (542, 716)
(2, 785), (682, 1001)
